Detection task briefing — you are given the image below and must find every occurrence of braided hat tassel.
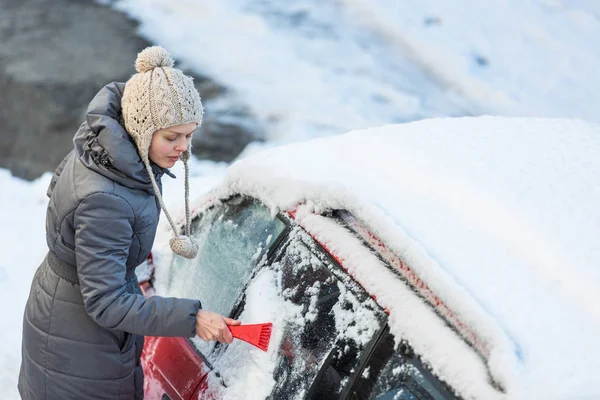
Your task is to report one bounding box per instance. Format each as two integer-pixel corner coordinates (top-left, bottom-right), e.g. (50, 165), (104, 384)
(144, 151), (198, 259)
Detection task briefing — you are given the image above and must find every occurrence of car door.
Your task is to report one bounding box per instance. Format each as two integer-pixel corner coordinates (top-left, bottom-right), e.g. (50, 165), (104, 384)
(143, 196), (288, 399)
(142, 335), (210, 400)
(197, 226), (388, 399)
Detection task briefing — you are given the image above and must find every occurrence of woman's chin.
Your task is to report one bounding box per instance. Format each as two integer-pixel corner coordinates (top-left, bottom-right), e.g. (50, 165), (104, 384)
(167, 157), (181, 167)
(153, 158), (178, 169)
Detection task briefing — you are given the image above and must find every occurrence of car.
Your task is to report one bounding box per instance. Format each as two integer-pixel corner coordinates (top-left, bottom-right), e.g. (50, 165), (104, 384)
(137, 116), (600, 400)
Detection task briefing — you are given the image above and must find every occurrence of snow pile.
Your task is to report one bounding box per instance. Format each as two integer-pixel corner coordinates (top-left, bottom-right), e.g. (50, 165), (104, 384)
(211, 116), (600, 398)
(112, 0), (471, 141)
(110, 0), (600, 145)
(342, 0), (600, 121)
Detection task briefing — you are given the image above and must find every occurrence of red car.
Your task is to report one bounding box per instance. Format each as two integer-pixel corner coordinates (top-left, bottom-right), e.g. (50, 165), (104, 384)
(138, 117), (600, 400)
(139, 196), (462, 400)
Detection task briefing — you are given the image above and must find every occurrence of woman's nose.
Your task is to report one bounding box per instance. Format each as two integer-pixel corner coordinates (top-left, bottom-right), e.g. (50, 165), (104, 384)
(174, 138), (189, 152)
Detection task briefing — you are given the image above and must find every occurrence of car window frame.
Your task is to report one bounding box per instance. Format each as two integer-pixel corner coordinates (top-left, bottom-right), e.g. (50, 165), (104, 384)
(262, 224), (389, 399)
(332, 210), (491, 358)
(326, 210), (465, 399)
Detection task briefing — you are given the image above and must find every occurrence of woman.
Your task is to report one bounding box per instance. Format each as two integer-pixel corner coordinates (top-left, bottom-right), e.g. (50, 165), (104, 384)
(18, 46), (239, 399)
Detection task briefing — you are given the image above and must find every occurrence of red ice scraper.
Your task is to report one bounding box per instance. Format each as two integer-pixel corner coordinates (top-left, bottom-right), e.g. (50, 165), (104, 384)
(228, 323), (272, 352)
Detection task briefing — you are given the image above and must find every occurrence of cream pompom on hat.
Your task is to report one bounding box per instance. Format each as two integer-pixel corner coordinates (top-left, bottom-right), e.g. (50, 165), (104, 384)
(122, 46), (204, 259)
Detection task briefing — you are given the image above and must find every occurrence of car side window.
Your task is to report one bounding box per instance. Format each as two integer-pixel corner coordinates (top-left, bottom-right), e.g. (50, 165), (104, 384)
(208, 231), (386, 399)
(352, 329), (460, 400)
(271, 236), (386, 399)
(166, 196), (287, 354)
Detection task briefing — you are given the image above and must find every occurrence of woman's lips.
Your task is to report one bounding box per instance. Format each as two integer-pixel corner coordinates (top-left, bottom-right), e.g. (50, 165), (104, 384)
(167, 156), (180, 162)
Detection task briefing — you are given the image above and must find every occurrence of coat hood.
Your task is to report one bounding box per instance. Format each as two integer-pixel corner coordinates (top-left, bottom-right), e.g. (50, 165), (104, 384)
(73, 82), (173, 194)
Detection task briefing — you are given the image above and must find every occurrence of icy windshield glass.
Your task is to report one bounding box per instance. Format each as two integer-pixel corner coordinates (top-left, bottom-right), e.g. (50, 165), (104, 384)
(167, 196), (287, 318)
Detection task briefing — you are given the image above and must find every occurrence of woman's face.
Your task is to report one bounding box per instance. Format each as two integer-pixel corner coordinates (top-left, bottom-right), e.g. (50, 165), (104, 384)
(149, 122), (197, 168)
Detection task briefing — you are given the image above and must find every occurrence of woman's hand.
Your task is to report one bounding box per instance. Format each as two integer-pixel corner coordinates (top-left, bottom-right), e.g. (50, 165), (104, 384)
(195, 310), (241, 344)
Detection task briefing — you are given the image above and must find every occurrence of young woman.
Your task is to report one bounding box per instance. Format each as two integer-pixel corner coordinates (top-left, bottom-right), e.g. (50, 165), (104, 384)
(18, 46), (239, 399)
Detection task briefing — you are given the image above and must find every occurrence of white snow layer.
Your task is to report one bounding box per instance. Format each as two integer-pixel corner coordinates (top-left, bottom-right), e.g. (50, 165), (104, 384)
(110, 0), (600, 144)
(210, 116), (600, 399)
(0, 170), (52, 396)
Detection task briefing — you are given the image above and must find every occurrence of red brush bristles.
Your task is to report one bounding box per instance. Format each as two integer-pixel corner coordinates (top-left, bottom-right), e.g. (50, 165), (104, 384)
(229, 323), (273, 352)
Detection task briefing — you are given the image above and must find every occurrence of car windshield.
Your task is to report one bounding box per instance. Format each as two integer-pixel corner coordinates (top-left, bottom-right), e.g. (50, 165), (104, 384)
(167, 196), (287, 318)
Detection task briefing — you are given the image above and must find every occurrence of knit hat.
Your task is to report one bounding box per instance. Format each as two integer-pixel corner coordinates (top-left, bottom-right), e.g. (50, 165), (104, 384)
(122, 46), (204, 259)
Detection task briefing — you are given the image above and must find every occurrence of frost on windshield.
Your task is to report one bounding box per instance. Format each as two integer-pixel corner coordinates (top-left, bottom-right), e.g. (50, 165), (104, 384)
(165, 196), (286, 355)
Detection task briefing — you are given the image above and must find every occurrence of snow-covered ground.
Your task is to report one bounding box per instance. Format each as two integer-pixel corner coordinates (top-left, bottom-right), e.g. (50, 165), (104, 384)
(111, 0), (600, 141)
(2, 0), (599, 398)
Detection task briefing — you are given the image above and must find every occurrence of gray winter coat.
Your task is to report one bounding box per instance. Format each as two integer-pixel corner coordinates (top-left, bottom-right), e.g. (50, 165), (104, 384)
(18, 82), (201, 400)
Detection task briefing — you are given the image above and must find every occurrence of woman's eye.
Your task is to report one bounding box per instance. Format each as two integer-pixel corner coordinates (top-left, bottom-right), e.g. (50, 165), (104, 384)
(186, 134), (193, 139)
(167, 137), (177, 142)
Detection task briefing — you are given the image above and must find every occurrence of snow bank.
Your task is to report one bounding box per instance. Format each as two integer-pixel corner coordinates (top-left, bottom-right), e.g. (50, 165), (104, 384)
(0, 170), (52, 397)
(110, 0), (600, 146)
(341, 0), (600, 122)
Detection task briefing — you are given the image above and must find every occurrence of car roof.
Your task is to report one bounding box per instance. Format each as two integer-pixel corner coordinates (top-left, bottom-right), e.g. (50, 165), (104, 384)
(209, 116), (600, 399)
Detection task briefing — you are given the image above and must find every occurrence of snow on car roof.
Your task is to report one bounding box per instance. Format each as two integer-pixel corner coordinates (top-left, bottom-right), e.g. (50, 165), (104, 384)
(214, 116), (600, 399)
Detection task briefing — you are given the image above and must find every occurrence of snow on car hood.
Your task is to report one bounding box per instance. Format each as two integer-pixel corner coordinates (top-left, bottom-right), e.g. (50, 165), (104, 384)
(213, 116), (600, 399)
